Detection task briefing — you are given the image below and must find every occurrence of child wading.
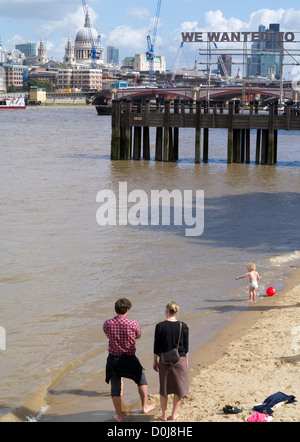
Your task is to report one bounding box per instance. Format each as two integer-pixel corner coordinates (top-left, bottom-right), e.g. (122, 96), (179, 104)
(236, 263), (260, 302)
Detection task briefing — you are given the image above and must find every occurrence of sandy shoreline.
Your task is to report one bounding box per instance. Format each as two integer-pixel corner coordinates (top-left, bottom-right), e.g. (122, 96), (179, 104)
(37, 268), (300, 422)
(144, 268), (300, 423)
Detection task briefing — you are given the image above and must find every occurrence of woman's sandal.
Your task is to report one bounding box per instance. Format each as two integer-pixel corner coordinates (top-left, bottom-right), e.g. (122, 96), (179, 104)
(223, 405), (243, 414)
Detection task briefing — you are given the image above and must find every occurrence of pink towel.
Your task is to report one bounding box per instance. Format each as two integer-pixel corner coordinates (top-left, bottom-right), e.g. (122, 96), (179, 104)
(247, 412), (270, 422)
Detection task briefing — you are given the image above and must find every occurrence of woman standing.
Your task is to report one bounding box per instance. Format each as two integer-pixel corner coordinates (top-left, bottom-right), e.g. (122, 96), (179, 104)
(153, 302), (189, 421)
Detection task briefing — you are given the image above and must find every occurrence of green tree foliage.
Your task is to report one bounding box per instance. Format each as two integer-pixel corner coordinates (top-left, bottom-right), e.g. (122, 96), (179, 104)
(7, 85), (17, 92)
(23, 78), (53, 92)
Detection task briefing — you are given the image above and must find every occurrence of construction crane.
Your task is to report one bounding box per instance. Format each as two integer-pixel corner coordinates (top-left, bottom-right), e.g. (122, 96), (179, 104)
(81, 0), (102, 69)
(213, 42), (229, 83)
(146, 0), (162, 85)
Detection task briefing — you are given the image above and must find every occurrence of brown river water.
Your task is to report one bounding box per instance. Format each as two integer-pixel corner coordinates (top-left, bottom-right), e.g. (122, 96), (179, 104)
(0, 105), (299, 421)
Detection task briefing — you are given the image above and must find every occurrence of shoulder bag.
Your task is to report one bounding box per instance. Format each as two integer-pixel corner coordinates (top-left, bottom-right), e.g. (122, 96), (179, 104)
(160, 322), (182, 366)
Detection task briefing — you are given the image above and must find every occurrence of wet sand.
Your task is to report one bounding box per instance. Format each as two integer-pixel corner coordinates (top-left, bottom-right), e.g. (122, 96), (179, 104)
(41, 268), (300, 422)
(148, 268), (300, 423)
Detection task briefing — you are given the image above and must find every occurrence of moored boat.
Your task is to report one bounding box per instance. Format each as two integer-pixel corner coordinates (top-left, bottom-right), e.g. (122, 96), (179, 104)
(0, 96), (26, 109)
(95, 104), (112, 115)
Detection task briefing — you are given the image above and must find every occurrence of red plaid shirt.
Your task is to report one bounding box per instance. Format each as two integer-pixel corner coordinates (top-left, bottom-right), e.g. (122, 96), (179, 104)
(103, 315), (141, 355)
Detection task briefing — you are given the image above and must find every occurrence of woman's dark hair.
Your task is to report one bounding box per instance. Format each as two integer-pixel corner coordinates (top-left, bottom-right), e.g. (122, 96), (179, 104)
(115, 298), (132, 315)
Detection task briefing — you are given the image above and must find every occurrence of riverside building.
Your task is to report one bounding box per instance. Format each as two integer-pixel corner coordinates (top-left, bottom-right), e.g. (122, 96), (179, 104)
(1, 64), (29, 89)
(122, 54), (166, 73)
(247, 23), (283, 79)
(0, 66), (6, 92)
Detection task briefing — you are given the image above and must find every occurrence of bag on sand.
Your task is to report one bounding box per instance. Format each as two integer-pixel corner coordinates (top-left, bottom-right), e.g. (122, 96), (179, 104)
(160, 322), (182, 366)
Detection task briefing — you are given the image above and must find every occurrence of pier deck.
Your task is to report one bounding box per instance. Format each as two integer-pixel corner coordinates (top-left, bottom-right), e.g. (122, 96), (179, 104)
(111, 99), (300, 164)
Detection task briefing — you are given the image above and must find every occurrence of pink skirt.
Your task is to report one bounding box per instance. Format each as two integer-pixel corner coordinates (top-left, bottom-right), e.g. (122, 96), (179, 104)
(159, 356), (189, 397)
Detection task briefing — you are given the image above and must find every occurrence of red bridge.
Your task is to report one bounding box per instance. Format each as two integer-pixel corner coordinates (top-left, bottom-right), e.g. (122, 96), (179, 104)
(93, 85), (294, 104)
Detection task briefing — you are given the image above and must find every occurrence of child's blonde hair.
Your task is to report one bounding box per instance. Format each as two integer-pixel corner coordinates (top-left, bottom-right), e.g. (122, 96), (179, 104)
(247, 262), (256, 271)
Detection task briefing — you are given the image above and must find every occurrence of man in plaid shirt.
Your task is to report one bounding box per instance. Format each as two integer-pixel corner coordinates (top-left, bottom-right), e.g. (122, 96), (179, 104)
(103, 298), (155, 422)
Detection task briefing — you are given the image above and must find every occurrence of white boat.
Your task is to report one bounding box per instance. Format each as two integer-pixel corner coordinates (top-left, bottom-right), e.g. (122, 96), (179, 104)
(0, 96), (26, 109)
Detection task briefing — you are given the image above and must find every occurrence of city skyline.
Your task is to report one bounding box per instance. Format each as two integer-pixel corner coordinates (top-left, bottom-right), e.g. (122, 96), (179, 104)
(0, 1), (300, 71)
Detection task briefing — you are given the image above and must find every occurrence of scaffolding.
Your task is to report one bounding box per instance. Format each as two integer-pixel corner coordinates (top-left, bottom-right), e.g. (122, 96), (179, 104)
(196, 32), (300, 103)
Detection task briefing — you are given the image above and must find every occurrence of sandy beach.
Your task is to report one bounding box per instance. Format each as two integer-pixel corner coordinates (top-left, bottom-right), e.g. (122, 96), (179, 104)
(38, 268), (300, 423)
(144, 269), (300, 423)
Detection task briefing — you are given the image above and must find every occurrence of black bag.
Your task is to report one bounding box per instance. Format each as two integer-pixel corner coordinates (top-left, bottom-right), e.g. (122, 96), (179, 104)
(160, 322), (182, 366)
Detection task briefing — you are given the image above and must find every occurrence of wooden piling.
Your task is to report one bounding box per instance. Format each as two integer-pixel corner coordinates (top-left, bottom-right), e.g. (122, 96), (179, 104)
(261, 129), (268, 164)
(123, 100), (132, 160)
(255, 129), (261, 164)
(111, 99), (121, 160)
(173, 100), (179, 161)
(155, 128), (163, 161)
(246, 129), (250, 163)
(143, 99), (150, 160)
(213, 102), (217, 128)
(163, 100), (170, 162)
(195, 100), (201, 163)
(169, 128), (174, 161)
(268, 103), (275, 165)
(274, 105), (278, 164)
(227, 101), (234, 163)
(233, 101), (241, 163)
(203, 101), (209, 163)
(241, 129), (245, 163)
(111, 96), (299, 165)
(133, 101), (142, 160)
(133, 127), (142, 160)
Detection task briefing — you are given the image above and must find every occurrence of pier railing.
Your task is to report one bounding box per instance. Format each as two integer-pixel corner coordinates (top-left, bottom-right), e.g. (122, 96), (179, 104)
(111, 99), (300, 164)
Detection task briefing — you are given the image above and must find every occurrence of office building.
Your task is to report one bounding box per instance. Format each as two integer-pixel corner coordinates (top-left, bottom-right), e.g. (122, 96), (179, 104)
(2, 64), (29, 89)
(15, 43), (37, 57)
(107, 46), (119, 66)
(247, 24), (283, 79)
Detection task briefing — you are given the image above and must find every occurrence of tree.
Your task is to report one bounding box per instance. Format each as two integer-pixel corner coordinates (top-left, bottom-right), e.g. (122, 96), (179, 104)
(23, 78), (53, 92)
(7, 85), (17, 93)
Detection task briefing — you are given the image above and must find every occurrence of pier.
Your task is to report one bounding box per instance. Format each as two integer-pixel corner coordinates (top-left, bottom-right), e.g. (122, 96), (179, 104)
(111, 99), (300, 165)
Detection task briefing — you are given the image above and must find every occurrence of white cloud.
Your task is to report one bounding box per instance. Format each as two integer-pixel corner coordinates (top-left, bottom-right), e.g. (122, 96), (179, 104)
(39, 7), (87, 37)
(6, 34), (26, 46)
(0, 0), (79, 20)
(179, 8), (300, 35)
(166, 8), (300, 73)
(128, 8), (150, 21)
(106, 25), (148, 52)
(171, 9), (300, 50)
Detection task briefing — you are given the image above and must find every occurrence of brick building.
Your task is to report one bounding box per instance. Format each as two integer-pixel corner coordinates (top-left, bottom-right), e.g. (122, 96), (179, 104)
(1, 64), (29, 89)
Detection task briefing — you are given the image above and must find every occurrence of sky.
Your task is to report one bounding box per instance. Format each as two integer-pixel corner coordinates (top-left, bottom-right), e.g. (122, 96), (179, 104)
(1, 0), (300, 75)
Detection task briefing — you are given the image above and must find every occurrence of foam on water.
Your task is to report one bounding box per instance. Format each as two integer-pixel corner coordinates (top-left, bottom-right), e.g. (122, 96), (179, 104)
(269, 251), (300, 265)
